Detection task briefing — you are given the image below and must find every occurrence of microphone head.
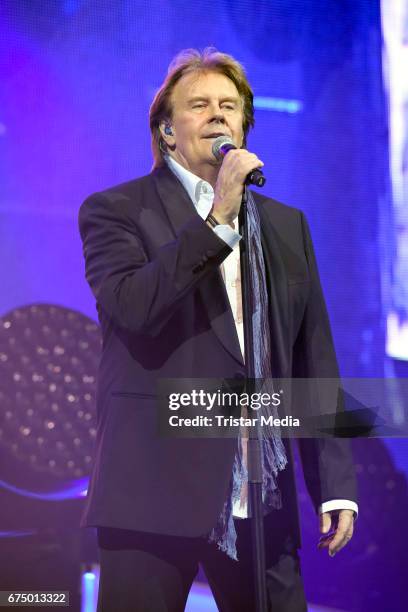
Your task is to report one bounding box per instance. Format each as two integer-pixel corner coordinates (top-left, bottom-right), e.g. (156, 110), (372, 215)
(212, 135), (235, 160)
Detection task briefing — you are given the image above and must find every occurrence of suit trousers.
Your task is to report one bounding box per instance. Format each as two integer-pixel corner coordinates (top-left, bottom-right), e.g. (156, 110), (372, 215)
(96, 511), (307, 612)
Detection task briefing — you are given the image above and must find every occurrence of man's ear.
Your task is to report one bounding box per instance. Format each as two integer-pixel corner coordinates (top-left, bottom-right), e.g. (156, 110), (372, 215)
(159, 121), (176, 148)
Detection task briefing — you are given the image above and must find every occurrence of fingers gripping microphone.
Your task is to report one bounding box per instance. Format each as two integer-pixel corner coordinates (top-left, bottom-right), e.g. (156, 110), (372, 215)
(212, 136), (266, 187)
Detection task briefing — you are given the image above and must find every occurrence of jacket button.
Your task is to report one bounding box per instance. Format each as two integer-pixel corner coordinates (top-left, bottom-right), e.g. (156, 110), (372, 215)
(206, 249), (215, 257)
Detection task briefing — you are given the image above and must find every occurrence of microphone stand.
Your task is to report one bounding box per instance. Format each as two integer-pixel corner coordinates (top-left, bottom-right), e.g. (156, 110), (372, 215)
(238, 186), (268, 612)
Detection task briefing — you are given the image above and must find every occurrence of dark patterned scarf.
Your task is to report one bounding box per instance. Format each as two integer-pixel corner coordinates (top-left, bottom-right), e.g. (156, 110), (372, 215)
(208, 189), (288, 560)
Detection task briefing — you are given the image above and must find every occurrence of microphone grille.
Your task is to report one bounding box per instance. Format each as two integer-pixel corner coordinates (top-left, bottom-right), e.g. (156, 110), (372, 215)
(212, 135), (234, 160)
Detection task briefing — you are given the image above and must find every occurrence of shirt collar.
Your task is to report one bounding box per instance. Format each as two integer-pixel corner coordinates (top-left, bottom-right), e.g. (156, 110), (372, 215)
(165, 155), (214, 217)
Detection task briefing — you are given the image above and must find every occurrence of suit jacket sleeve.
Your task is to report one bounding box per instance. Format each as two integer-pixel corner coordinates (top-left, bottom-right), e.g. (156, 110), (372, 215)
(293, 211), (358, 510)
(78, 192), (231, 336)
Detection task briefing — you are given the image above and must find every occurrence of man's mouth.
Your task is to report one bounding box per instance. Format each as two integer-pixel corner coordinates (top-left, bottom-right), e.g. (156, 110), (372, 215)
(202, 133), (229, 139)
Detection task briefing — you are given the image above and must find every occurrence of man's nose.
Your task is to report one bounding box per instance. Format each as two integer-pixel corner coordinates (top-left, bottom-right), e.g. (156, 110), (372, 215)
(208, 112), (226, 124)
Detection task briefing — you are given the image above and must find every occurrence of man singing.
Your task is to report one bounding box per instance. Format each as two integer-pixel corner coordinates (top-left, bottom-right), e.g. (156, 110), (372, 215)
(79, 48), (358, 612)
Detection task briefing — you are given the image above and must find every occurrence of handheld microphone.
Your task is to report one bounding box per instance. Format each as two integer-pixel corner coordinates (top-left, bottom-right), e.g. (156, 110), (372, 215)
(212, 136), (266, 187)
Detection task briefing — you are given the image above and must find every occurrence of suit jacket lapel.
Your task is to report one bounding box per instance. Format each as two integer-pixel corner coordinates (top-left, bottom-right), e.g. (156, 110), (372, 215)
(152, 165), (244, 365)
(152, 165), (198, 233)
(199, 270), (244, 365)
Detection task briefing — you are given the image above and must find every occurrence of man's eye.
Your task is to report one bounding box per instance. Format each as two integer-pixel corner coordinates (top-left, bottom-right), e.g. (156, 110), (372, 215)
(192, 104), (205, 109)
(222, 105), (235, 111)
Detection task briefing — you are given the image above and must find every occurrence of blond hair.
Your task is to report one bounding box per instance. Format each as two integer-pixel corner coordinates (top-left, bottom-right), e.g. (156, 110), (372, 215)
(149, 47), (255, 168)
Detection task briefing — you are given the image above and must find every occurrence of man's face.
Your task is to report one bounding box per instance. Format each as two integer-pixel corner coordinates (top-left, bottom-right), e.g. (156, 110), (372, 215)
(162, 70), (245, 176)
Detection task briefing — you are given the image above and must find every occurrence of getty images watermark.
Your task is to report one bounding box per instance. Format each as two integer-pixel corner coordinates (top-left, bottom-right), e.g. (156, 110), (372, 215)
(167, 388), (299, 429)
(155, 380), (304, 438)
(157, 377), (408, 439)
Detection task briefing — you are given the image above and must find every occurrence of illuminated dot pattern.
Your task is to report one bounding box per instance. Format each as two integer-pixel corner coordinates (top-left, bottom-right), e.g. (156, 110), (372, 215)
(0, 304), (101, 479)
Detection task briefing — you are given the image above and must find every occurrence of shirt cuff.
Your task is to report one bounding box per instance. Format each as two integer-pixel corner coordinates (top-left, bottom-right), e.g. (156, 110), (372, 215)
(319, 499), (358, 518)
(213, 224), (241, 249)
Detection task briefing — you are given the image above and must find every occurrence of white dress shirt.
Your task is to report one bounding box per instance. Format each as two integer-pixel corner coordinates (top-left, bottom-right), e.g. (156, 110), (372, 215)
(166, 155), (358, 519)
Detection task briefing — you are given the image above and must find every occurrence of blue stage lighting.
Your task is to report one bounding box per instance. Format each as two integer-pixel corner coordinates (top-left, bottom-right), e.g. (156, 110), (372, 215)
(253, 96), (303, 113)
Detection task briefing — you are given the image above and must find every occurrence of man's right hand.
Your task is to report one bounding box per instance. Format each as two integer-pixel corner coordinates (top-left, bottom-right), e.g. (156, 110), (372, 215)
(211, 149), (264, 225)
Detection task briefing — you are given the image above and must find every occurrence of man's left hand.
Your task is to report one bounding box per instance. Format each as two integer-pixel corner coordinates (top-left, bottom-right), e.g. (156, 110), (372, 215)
(318, 509), (354, 557)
